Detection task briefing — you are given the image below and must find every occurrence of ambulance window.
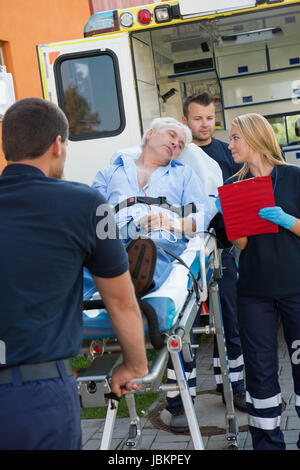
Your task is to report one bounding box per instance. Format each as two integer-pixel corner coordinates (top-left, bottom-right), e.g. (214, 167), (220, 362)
(267, 116), (287, 147)
(55, 50), (125, 140)
(266, 113), (300, 147)
(286, 114), (300, 145)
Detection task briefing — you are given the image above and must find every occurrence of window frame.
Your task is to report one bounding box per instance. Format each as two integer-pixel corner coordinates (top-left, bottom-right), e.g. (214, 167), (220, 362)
(0, 46), (4, 66)
(54, 48), (126, 141)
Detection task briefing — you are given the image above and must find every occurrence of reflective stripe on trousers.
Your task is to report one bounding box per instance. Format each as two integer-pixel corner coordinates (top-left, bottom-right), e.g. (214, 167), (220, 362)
(166, 356), (196, 415)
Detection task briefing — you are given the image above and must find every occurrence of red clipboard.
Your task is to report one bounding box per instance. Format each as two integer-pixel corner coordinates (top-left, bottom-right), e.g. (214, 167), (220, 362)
(218, 175), (279, 240)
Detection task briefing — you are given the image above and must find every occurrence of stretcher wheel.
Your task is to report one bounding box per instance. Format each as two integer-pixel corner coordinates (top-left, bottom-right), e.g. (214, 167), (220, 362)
(226, 443), (239, 450)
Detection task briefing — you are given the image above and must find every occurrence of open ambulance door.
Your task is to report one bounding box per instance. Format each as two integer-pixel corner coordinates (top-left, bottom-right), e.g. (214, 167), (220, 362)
(37, 33), (143, 185)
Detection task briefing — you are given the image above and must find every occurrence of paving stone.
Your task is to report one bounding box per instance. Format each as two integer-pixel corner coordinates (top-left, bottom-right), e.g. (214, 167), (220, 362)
(81, 420), (103, 445)
(150, 441), (189, 450)
(140, 434), (157, 449)
(141, 427), (159, 436)
(283, 429), (300, 443)
(237, 431), (248, 447)
(81, 419), (104, 431)
(83, 439), (100, 450)
(241, 432), (253, 450)
(112, 438), (125, 450)
(187, 436), (208, 450)
(285, 444), (299, 450)
(155, 430), (191, 442)
(286, 416), (300, 430)
(280, 414), (288, 429)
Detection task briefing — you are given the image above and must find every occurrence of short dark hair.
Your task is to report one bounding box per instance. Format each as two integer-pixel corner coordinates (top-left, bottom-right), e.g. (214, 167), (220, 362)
(2, 97), (69, 162)
(183, 91), (215, 118)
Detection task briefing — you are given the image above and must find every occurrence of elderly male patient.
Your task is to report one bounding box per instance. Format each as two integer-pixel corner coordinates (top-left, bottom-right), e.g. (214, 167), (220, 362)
(84, 116), (211, 431)
(88, 117), (211, 297)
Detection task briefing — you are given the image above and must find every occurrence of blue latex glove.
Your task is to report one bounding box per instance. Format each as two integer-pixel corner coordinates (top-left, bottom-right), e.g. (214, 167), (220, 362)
(259, 206), (296, 230)
(215, 195), (223, 214)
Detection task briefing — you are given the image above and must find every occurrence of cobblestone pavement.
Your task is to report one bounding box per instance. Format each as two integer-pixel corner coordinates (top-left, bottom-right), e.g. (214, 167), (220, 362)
(81, 325), (299, 451)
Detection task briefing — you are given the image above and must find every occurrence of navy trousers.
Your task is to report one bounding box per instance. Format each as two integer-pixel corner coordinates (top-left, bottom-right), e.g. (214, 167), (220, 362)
(166, 250), (244, 415)
(0, 360), (81, 450)
(166, 322), (198, 415)
(213, 251), (244, 394)
(238, 294), (300, 450)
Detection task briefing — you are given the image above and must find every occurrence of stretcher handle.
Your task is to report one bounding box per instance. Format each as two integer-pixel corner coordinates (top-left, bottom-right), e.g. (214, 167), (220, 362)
(104, 392), (121, 402)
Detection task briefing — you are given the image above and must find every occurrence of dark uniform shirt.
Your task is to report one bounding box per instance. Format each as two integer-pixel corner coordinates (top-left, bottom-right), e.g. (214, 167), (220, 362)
(201, 137), (242, 181)
(203, 138), (241, 248)
(0, 164), (129, 367)
(227, 165), (300, 298)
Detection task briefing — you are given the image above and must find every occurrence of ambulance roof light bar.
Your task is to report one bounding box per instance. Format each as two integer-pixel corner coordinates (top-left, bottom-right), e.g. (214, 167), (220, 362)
(84, 3), (180, 36)
(178, 0), (257, 18)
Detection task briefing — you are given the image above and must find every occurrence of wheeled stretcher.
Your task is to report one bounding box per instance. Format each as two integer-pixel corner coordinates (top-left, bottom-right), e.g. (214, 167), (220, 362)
(77, 231), (239, 450)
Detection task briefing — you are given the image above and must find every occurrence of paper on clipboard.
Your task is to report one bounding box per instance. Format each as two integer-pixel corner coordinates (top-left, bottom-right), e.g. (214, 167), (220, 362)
(218, 175), (279, 240)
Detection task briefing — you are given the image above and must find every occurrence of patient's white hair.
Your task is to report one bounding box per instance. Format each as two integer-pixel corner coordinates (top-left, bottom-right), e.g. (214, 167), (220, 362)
(141, 117), (192, 148)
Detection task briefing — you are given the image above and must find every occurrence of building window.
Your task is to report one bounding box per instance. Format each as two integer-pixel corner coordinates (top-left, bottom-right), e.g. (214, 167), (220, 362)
(55, 49), (125, 140)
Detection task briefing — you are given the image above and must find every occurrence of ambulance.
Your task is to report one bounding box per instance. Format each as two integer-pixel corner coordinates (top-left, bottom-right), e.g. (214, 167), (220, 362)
(37, 0), (300, 185)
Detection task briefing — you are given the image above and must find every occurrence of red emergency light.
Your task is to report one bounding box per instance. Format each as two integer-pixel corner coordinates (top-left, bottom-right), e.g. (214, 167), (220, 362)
(137, 9), (152, 25)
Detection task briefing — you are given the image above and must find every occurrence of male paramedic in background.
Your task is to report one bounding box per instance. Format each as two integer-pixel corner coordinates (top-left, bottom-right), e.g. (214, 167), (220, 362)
(0, 98), (148, 450)
(182, 91), (247, 412)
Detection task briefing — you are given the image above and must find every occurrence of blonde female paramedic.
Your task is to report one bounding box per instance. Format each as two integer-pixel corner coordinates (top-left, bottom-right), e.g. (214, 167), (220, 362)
(216, 113), (300, 450)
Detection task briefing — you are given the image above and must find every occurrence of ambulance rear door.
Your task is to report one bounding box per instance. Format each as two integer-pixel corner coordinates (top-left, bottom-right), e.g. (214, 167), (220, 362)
(37, 33), (141, 185)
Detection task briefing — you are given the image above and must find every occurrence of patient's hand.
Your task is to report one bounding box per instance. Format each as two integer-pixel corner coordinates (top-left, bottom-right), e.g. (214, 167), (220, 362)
(143, 213), (182, 233)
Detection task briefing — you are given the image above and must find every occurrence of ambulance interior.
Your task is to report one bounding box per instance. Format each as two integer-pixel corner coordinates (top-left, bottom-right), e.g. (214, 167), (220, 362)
(131, 3), (300, 146)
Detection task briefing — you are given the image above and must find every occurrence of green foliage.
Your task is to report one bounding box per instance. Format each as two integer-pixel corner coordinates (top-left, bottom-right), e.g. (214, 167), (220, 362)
(81, 392), (159, 419)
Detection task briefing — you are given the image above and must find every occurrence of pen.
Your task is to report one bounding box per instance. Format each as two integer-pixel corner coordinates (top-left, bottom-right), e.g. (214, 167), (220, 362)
(209, 194), (217, 198)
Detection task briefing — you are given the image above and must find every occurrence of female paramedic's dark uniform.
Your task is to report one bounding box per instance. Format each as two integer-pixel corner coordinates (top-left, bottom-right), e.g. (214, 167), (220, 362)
(230, 164), (300, 450)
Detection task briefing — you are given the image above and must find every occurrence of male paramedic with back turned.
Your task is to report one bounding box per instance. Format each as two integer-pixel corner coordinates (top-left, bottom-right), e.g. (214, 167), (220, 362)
(0, 97), (148, 450)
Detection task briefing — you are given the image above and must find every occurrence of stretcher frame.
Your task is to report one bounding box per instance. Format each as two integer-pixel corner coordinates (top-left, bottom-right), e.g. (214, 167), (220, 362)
(77, 231), (239, 450)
